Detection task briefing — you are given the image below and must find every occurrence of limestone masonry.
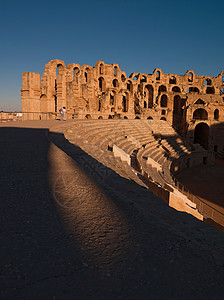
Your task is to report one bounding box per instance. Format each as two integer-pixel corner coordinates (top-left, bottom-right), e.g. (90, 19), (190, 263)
(21, 59), (224, 152)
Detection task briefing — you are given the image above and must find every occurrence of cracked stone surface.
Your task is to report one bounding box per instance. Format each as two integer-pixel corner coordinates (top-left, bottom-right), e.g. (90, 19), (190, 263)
(1, 120), (224, 299)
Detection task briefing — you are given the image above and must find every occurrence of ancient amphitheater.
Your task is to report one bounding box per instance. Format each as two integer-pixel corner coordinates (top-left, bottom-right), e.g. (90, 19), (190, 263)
(1, 60), (224, 298)
(21, 59), (224, 227)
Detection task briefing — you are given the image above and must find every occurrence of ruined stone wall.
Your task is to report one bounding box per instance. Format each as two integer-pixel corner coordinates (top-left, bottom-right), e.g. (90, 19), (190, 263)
(21, 59), (224, 151)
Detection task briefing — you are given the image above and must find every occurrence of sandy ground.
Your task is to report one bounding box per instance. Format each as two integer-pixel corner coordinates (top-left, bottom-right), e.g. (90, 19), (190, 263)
(1, 120), (224, 299)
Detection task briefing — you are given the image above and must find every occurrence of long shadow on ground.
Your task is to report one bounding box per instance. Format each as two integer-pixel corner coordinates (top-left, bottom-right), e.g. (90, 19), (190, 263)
(1, 126), (224, 299)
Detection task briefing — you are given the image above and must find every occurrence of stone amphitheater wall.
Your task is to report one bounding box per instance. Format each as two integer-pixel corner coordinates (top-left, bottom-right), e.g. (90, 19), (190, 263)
(21, 59), (224, 152)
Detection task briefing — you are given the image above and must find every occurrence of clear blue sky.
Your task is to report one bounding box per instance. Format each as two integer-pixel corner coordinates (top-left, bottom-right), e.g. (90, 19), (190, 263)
(0, 0), (223, 111)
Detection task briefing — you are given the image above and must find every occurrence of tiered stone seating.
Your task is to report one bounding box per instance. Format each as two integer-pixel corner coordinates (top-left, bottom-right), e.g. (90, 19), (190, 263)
(63, 119), (193, 192)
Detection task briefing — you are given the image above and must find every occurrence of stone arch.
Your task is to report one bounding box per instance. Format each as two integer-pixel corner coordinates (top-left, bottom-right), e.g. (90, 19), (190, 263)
(113, 79), (119, 88)
(169, 76), (176, 84)
(99, 63), (104, 74)
(40, 94), (47, 112)
(52, 95), (57, 112)
(204, 78), (212, 86)
(127, 81), (133, 93)
(124, 116), (128, 119)
(147, 116), (153, 119)
(122, 93), (128, 112)
(121, 74), (126, 82)
(110, 91), (116, 106)
(73, 67), (80, 79)
(206, 86), (215, 94)
(98, 77), (106, 92)
(193, 108), (208, 120)
(114, 66), (118, 76)
(98, 116), (103, 119)
(160, 94), (168, 107)
(172, 86), (181, 93)
(189, 87), (200, 93)
(108, 115), (113, 119)
(135, 116), (140, 119)
(158, 85), (167, 93)
(160, 117), (166, 121)
(214, 109), (219, 120)
(140, 75), (147, 83)
(194, 122), (209, 149)
(188, 72), (193, 82)
(84, 67), (90, 83)
(85, 114), (92, 119)
(145, 84), (153, 108)
(156, 71), (160, 80)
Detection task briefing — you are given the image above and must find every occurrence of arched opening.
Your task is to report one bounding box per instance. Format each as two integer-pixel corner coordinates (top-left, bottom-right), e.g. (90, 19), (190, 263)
(99, 64), (103, 74)
(85, 114), (92, 119)
(40, 94), (47, 112)
(160, 117), (166, 121)
(161, 109), (166, 115)
(73, 67), (80, 80)
(214, 109), (219, 120)
(189, 87), (200, 93)
(98, 77), (105, 92)
(134, 95), (140, 114)
(158, 85), (167, 93)
(172, 86), (181, 93)
(172, 95), (185, 133)
(114, 66), (118, 76)
(127, 81), (133, 93)
(220, 88), (224, 95)
(112, 79), (119, 88)
(156, 71), (160, 80)
(194, 122), (209, 149)
(122, 94), (128, 112)
(133, 76), (138, 80)
(110, 92), (115, 106)
(55, 64), (64, 90)
(84, 68), (90, 83)
(108, 115), (113, 119)
(140, 76), (147, 83)
(193, 108), (208, 120)
(173, 95), (181, 114)
(124, 116), (128, 119)
(121, 74), (126, 82)
(194, 99), (205, 105)
(188, 72), (193, 82)
(144, 101), (147, 108)
(206, 87), (215, 94)
(204, 78), (212, 86)
(160, 94), (168, 107)
(135, 116), (140, 119)
(145, 85), (153, 108)
(169, 76), (176, 84)
(147, 116), (153, 119)
(98, 116), (103, 119)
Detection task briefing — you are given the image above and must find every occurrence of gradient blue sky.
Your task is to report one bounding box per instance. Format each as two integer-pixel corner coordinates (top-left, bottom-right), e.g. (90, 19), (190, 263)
(1, 0), (223, 111)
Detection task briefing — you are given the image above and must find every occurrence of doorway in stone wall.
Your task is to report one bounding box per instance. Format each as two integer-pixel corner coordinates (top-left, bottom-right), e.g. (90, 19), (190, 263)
(194, 122), (209, 149)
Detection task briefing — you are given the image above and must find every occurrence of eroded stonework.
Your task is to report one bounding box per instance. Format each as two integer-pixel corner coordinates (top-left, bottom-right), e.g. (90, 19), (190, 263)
(21, 59), (224, 152)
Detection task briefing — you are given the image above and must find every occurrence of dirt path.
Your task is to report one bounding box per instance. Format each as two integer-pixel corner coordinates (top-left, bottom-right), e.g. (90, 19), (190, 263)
(1, 121), (224, 299)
